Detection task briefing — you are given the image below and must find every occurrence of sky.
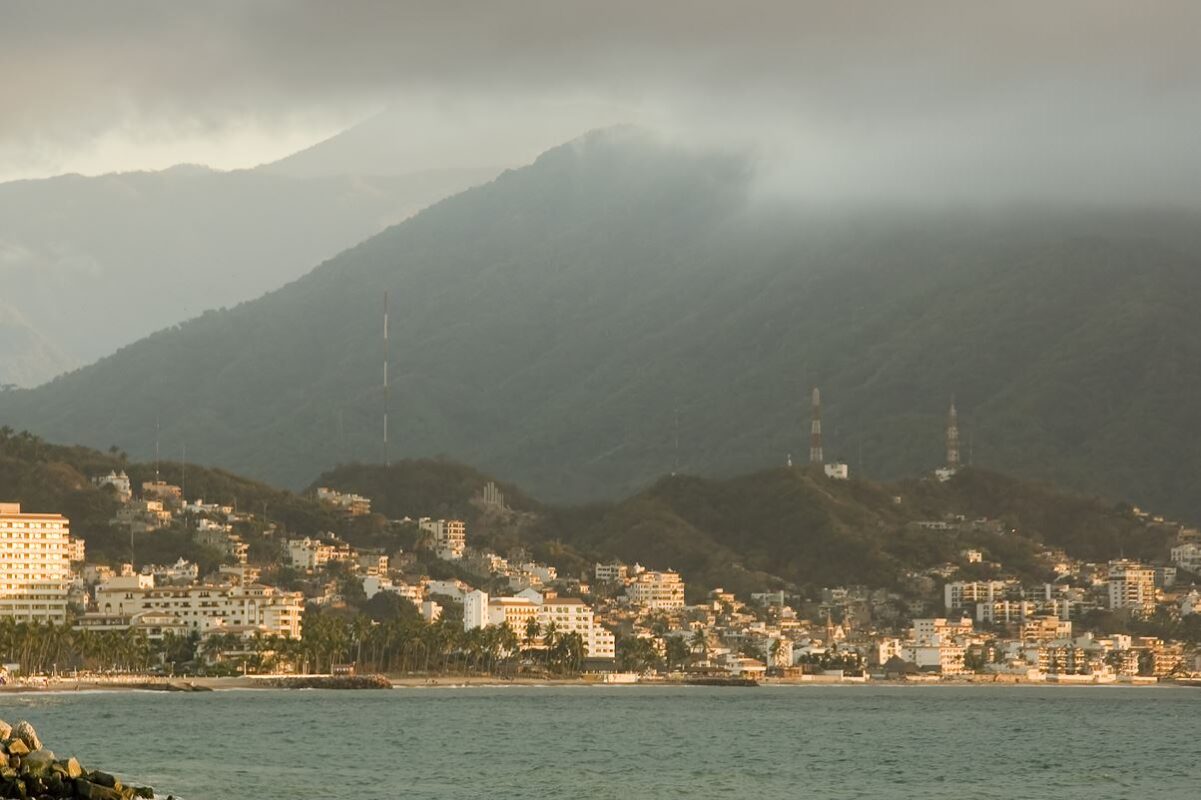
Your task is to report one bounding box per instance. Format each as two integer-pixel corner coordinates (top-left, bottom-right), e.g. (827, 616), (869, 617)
(3, 1), (1200, 202)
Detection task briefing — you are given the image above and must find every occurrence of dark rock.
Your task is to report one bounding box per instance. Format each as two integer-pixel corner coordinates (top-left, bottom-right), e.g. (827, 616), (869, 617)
(73, 779), (122, 800)
(131, 787), (154, 799)
(43, 772), (64, 797)
(20, 750), (54, 777)
(87, 773), (116, 789)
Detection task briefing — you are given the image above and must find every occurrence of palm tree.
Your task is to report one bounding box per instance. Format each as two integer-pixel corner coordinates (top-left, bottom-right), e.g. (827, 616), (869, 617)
(541, 621), (559, 668)
(524, 618), (541, 655)
(689, 627), (708, 663)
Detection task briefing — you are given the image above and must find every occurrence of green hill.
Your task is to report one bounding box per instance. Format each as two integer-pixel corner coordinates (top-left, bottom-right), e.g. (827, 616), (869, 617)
(0, 430), (1173, 597)
(0, 428), (338, 568)
(316, 460), (1173, 600)
(3, 129), (1201, 521)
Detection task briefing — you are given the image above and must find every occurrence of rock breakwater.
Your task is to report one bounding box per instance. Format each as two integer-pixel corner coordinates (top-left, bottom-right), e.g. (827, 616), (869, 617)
(261, 675), (391, 690)
(0, 719), (158, 800)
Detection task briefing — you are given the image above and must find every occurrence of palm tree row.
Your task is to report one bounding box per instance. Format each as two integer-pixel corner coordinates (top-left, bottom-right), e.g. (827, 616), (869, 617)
(0, 618), (155, 675)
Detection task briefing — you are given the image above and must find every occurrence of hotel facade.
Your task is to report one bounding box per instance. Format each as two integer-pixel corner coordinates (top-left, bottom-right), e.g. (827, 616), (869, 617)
(0, 502), (71, 625)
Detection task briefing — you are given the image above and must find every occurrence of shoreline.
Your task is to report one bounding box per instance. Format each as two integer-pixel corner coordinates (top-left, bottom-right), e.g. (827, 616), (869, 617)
(0, 674), (1190, 693)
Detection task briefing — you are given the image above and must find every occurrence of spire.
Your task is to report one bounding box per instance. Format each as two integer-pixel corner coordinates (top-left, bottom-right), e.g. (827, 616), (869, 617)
(809, 387), (823, 465)
(946, 395), (960, 471)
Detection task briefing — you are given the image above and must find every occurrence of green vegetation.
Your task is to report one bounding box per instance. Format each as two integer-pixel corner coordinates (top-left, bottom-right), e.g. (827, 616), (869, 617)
(317, 460), (1171, 600)
(0, 429), (1175, 601)
(3, 131), (1201, 522)
(0, 428), (338, 567)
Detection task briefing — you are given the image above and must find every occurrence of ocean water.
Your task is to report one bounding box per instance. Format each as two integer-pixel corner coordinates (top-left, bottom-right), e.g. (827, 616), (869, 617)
(0, 684), (1196, 799)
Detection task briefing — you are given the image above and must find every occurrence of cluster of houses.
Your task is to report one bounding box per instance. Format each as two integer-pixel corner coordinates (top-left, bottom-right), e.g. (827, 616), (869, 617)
(19, 471), (1199, 681)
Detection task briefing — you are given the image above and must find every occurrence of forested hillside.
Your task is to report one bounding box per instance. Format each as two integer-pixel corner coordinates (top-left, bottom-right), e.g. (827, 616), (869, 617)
(4, 129), (1201, 521)
(317, 459), (1173, 599)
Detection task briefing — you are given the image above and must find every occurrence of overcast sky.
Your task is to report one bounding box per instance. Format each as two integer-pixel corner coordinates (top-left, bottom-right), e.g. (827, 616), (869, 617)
(3, 1), (1199, 202)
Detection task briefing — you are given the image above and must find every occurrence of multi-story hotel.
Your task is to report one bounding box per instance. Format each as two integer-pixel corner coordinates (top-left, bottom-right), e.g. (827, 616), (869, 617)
(0, 502), (72, 624)
(95, 578), (304, 639)
(464, 591), (615, 659)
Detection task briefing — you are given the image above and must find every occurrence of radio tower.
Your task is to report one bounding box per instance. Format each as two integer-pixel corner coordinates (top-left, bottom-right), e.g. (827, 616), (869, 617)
(946, 396), (960, 471)
(809, 387), (823, 465)
(382, 291), (390, 467)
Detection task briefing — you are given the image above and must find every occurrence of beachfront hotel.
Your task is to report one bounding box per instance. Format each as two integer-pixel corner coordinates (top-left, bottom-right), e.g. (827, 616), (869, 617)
(0, 502), (72, 624)
(95, 577), (305, 639)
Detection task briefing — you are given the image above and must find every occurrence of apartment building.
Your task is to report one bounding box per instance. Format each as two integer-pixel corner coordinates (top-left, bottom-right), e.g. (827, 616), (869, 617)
(420, 518), (466, 561)
(0, 502), (72, 624)
(626, 570), (686, 610)
(1108, 560), (1157, 617)
(943, 580), (1013, 611)
(538, 597), (616, 659)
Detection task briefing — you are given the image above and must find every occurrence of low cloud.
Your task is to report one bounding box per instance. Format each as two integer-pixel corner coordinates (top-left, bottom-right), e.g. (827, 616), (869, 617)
(2, 1), (1199, 202)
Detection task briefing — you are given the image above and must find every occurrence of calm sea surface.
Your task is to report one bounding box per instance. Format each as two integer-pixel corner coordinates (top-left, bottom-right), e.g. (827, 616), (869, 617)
(0, 685), (1196, 799)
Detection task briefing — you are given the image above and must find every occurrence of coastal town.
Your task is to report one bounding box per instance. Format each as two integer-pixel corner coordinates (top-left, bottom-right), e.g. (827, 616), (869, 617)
(3, 440), (1201, 688)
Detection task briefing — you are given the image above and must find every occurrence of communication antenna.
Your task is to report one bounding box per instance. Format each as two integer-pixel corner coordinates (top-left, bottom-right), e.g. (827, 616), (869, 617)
(181, 443), (186, 501)
(672, 407), (680, 475)
(383, 291), (390, 467)
(809, 387), (823, 465)
(154, 416), (160, 482)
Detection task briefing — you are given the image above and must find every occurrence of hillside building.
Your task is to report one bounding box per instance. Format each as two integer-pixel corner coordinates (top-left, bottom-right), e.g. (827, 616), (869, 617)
(626, 570), (686, 610)
(420, 518), (466, 560)
(1108, 560), (1157, 617)
(92, 471), (132, 502)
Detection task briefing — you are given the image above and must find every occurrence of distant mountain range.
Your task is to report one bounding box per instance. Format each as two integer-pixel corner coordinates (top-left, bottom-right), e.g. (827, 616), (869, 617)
(0, 124), (498, 386)
(3, 128), (1201, 521)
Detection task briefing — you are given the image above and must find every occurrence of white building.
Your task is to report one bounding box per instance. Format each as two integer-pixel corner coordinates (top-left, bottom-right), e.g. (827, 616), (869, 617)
(1108, 560), (1157, 617)
(1171, 543), (1201, 573)
(92, 471), (132, 502)
(626, 570), (686, 610)
(66, 537), (86, 564)
(0, 503), (72, 624)
(142, 558), (200, 584)
(464, 591), (614, 658)
(913, 617), (973, 645)
(420, 518), (466, 561)
(944, 580), (1012, 611)
(286, 537), (349, 571)
(823, 463), (849, 480)
(95, 580), (304, 638)
(362, 575), (423, 604)
(594, 561), (629, 582)
(315, 487), (371, 516)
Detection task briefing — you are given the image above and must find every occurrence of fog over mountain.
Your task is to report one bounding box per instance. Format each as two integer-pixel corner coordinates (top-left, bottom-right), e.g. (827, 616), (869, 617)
(2, 3), (1199, 514)
(0, 147), (497, 386)
(4, 130), (1201, 523)
(3, 2), (1199, 204)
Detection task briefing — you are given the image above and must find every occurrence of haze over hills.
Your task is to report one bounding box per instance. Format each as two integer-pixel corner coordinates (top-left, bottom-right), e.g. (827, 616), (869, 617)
(3, 129), (1201, 521)
(0, 137), (498, 386)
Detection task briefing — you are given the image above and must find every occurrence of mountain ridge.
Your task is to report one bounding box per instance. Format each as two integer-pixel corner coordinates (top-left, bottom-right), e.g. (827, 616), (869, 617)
(3, 130), (1201, 521)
